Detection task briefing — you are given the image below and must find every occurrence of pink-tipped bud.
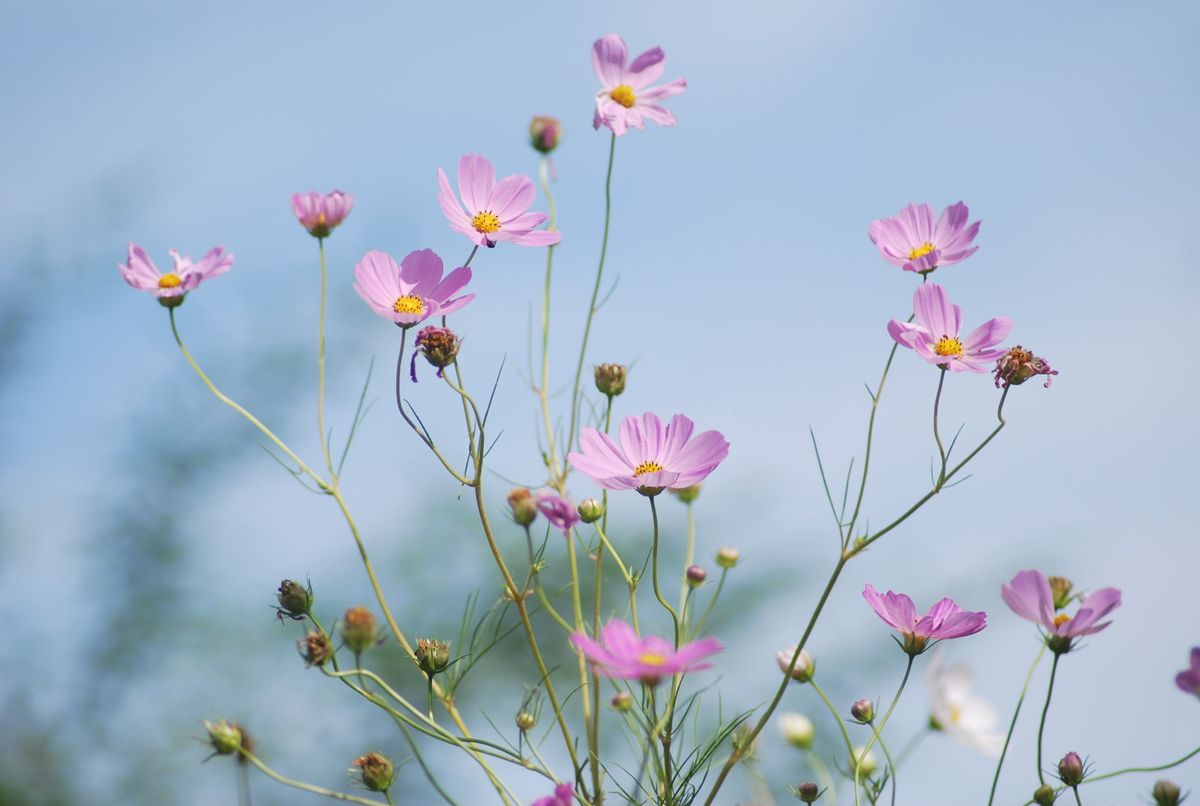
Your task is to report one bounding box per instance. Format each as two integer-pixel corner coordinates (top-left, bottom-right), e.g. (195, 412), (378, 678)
(508, 488), (538, 527)
(850, 698), (875, 723)
(529, 116), (561, 154)
(776, 646), (815, 683)
(1058, 752), (1085, 786)
(686, 565), (707, 587)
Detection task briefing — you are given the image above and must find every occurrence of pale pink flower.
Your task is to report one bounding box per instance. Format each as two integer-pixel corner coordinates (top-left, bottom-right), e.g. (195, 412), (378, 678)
(119, 242), (232, 306)
(888, 282), (1011, 373)
(591, 34), (687, 136)
(535, 492), (580, 537)
(353, 249), (473, 329)
(291, 190), (353, 238)
(437, 154), (561, 249)
(868, 202), (980, 273)
(863, 584), (987, 656)
(571, 620), (722, 686)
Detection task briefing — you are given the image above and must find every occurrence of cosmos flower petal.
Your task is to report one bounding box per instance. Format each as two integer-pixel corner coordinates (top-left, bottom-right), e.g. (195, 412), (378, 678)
(591, 34), (628, 88)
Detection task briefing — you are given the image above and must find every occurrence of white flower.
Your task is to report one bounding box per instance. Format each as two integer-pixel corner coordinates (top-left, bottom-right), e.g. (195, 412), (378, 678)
(777, 712), (814, 749)
(926, 649), (1005, 757)
(850, 745), (878, 776)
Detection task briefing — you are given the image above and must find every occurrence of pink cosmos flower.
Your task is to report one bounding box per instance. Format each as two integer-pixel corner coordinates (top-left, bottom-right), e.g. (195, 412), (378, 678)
(571, 620), (722, 686)
(437, 154), (561, 249)
(888, 282), (1011, 373)
(862, 585), (987, 656)
(868, 202), (981, 273)
(1175, 648), (1200, 697)
(531, 783), (574, 806)
(119, 242), (233, 307)
(568, 412), (729, 496)
(591, 34), (687, 137)
(292, 190), (353, 238)
(1001, 570), (1121, 654)
(535, 492), (580, 537)
(353, 249), (473, 329)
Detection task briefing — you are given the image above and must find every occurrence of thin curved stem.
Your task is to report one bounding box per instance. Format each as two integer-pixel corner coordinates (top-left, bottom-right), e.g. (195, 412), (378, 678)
(690, 568), (727, 639)
(677, 501), (696, 618)
(1083, 744), (1200, 783)
(932, 367), (948, 483)
(648, 496), (680, 644)
(316, 237), (335, 479)
(394, 328), (475, 485)
(567, 528), (599, 801)
(806, 750), (836, 806)
(536, 156), (560, 480)
(238, 749), (387, 805)
(1071, 786), (1083, 805)
(810, 678), (855, 758)
(988, 643), (1047, 805)
(1035, 653), (1061, 785)
(854, 656), (914, 805)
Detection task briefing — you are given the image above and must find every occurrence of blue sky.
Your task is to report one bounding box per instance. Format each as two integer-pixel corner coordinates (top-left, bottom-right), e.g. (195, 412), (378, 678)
(1, 1), (1198, 803)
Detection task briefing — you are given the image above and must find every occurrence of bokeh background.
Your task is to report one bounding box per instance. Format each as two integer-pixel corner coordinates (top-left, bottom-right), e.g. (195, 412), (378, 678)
(2, 1), (1197, 804)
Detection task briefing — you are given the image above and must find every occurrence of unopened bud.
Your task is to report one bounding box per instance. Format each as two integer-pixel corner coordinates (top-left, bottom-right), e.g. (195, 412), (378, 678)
(416, 638), (452, 676)
(611, 691), (633, 712)
(516, 711), (537, 732)
(508, 488), (538, 527)
(850, 746), (877, 777)
(1153, 780), (1183, 806)
(794, 781), (822, 803)
(686, 565), (707, 587)
(850, 698), (875, 723)
(341, 606), (380, 655)
(276, 579), (312, 620)
(671, 484), (701, 504)
(731, 724), (757, 763)
(778, 713), (814, 750)
(776, 646), (815, 683)
(299, 630), (333, 667)
(1048, 576), (1074, 610)
(593, 363), (627, 397)
(204, 719), (243, 756)
(577, 498), (604, 524)
(414, 326), (460, 374)
(351, 752), (396, 792)
(716, 547), (740, 569)
(1057, 752), (1085, 786)
(529, 116), (561, 154)
(1032, 784), (1057, 805)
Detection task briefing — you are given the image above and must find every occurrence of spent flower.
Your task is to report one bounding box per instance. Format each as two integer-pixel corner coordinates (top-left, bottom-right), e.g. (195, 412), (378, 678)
(416, 638), (452, 676)
(535, 492), (580, 537)
(299, 630), (333, 667)
(275, 578), (312, 621)
(507, 488), (538, 527)
(411, 326), (461, 381)
(351, 752), (396, 792)
(591, 34), (687, 136)
(995, 345), (1058, 389)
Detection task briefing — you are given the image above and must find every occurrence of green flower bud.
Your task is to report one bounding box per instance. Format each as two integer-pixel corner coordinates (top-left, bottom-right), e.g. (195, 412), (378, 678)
(351, 752), (396, 792)
(1032, 784), (1057, 805)
(1153, 780), (1183, 806)
(276, 579), (312, 620)
(507, 488), (538, 527)
(577, 498), (605, 523)
(516, 711), (537, 732)
(416, 638), (451, 676)
(716, 547), (740, 569)
(593, 363), (627, 397)
(671, 484), (702, 503)
(341, 606), (380, 655)
(611, 691), (633, 712)
(204, 719), (243, 756)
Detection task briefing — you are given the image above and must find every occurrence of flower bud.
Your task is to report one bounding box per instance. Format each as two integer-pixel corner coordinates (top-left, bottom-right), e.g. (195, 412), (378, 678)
(1048, 576), (1074, 610)
(776, 646), (815, 683)
(671, 484), (702, 504)
(204, 719), (243, 756)
(414, 326), (461, 374)
(416, 638), (452, 676)
(731, 724), (757, 763)
(611, 691), (633, 712)
(299, 630), (333, 667)
(508, 488), (538, 527)
(516, 711), (537, 732)
(351, 752), (396, 792)
(1032, 784), (1057, 805)
(850, 698), (875, 723)
(686, 565), (707, 587)
(794, 782), (822, 803)
(529, 116), (561, 154)
(850, 746), (877, 777)
(593, 363), (627, 397)
(341, 606), (380, 655)
(994, 345), (1058, 389)
(577, 498), (605, 524)
(716, 547), (740, 569)
(778, 712), (814, 750)
(1057, 752), (1085, 786)
(276, 579), (312, 620)
(1153, 780), (1183, 806)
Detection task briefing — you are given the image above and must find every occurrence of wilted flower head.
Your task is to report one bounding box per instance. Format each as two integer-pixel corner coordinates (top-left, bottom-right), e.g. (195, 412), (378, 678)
(437, 154), (561, 248)
(776, 645), (815, 683)
(778, 712), (815, 749)
(591, 34), (687, 137)
(351, 752), (396, 792)
(275, 579), (312, 621)
(1057, 751), (1086, 786)
(299, 630), (333, 667)
(571, 619), (722, 686)
(292, 190), (353, 238)
(995, 345), (1058, 389)
(411, 326), (461, 381)
(204, 719), (243, 756)
(119, 243), (233, 307)
(354, 249), (473, 329)
(868, 201), (981, 274)
(568, 412), (729, 496)
(532, 783), (574, 806)
(593, 363), (627, 397)
(529, 116), (561, 154)
(341, 606), (380, 655)
(1175, 648), (1200, 697)
(888, 282), (1011, 373)
(416, 638), (452, 676)
(926, 649), (1004, 757)
(535, 492), (580, 537)
(507, 488), (538, 526)
(863, 584), (987, 656)
(1001, 570), (1121, 654)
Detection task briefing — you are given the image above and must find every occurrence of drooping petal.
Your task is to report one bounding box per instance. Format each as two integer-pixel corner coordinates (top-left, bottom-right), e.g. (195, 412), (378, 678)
(963, 317), (1012, 354)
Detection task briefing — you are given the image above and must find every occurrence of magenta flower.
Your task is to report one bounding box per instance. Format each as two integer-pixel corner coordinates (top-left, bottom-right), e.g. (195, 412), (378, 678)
(1175, 648), (1200, 697)
(862, 585), (987, 656)
(591, 33), (687, 137)
(571, 620), (722, 686)
(353, 249), (473, 329)
(291, 190), (353, 238)
(868, 202), (981, 273)
(1001, 570), (1121, 654)
(888, 282), (1011, 373)
(535, 492), (580, 537)
(437, 154), (561, 249)
(568, 412), (729, 496)
(531, 783), (574, 806)
(119, 243), (233, 307)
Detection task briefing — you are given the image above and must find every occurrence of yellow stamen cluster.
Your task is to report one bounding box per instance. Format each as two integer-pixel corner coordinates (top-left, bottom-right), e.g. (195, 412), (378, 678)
(393, 295), (425, 315)
(633, 461), (664, 477)
(610, 84), (637, 108)
(471, 211), (501, 234)
(908, 242), (936, 260)
(934, 336), (965, 358)
(157, 273), (183, 289)
(1052, 613), (1071, 628)
(639, 652), (666, 666)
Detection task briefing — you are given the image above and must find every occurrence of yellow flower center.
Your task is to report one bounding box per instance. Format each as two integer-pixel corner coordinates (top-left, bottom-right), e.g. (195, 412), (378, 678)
(633, 461), (664, 477)
(317, 211), (327, 225)
(639, 652), (666, 666)
(1052, 613), (1070, 628)
(610, 84), (637, 108)
(908, 242), (936, 260)
(934, 337), (964, 357)
(471, 211), (501, 234)
(393, 295), (425, 315)
(158, 273), (183, 289)
(949, 705), (962, 724)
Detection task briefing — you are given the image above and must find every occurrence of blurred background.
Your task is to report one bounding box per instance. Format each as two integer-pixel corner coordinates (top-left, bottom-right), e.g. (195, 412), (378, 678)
(1, 1), (1197, 804)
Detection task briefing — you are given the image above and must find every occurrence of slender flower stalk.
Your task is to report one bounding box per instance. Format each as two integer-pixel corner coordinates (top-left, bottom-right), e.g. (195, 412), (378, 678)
(1035, 654), (1061, 785)
(854, 656), (915, 805)
(988, 644), (1047, 805)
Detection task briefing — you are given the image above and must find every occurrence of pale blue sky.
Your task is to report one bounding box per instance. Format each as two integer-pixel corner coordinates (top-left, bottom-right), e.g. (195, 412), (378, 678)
(1, 2), (1198, 803)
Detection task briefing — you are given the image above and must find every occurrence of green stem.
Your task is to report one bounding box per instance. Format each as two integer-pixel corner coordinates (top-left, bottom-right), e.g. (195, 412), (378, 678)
(648, 496), (680, 644)
(677, 502), (696, 618)
(806, 750), (836, 806)
(238, 749), (388, 805)
(1071, 786), (1083, 806)
(854, 656), (914, 805)
(536, 156), (560, 480)
(564, 132), (616, 478)
(810, 679), (855, 758)
(691, 568), (726, 639)
(567, 527), (599, 801)
(316, 237), (335, 479)
(1083, 744), (1200, 783)
(1036, 653), (1061, 785)
(397, 720), (458, 805)
(988, 643), (1047, 805)
(932, 367), (948, 483)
